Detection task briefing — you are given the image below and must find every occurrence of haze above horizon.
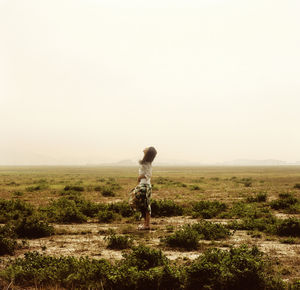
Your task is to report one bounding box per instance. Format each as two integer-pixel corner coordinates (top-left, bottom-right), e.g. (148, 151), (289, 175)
(1, 0), (300, 165)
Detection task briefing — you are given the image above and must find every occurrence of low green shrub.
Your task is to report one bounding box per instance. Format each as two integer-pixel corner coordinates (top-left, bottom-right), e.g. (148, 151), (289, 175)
(228, 214), (278, 233)
(0, 245), (285, 289)
(43, 197), (87, 223)
(105, 230), (133, 249)
(155, 177), (186, 188)
(238, 177), (253, 187)
(151, 199), (184, 217)
(280, 237), (296, 244)
(192, 200), (227, 218)
(26, 184), (49, 192)
(294, 184), (300, 189)
(98, 210), (119, 223)
(191, 220), (231, 240)
(275, 218), (300, 237)
(122, 245), (167, 270)
(67, 195), (103, 217)
(64, 185), (84, 192)
(107, 201), (134, 217)
(100, 186), (116, 197)
(0, 251), (112, 288)
(185, 245), (284, 290)
(0, 199), (34, 223)
(290, 280), (300, 289)
(163, 225), (200, 250)
(14, 215), (54, 238)
(246, 193), (267, 203)
(105, 178), (122, 190)
(12, 191), (24, 197)
(59, 189), (82, 197)
(229, 216), (300, 237)
(189, 184), (202, 191)
(0, 225), (17, 255)
(222, 202), (271, 219)
(270, 193), (299, 212)
(0, 235), (17, 256)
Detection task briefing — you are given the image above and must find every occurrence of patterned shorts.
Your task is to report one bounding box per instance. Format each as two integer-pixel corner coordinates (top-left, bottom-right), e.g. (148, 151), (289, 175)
(129, 183), (152, 218)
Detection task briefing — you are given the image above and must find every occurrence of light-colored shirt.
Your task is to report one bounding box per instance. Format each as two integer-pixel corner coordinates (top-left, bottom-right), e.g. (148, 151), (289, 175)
(139, 162), (152, 185)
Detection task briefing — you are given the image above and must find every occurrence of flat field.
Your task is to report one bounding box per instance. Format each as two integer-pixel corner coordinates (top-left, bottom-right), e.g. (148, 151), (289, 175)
(0, 166), (300, 289)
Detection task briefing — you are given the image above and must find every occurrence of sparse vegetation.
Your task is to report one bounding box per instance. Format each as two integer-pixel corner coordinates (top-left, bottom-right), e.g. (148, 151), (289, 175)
(0, 225), (18, 255)
(98, 209), (119, 223)
(14, 215), (54, 238)
(191, 220), (231, 240)
(104, 230), (133, 249)
(294, 183), (300, 189)
(192, 200), (227, 218)
(270, 193), (299, 213)
(185, 245), (284, 290)
(222, 201), (271, 219)
(163, 225), (200, 250)
(0, 245), (285, 289)
(151, 199), (184, 217)
(246, 193), (267, 203)
(275, 218), (300, 237)
(0, 166), (299, 286)
(0, 198), (34, 223)
(64, 185), (85, 192)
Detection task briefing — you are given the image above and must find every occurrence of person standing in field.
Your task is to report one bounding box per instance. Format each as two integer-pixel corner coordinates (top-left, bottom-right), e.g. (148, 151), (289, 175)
(129, 146), (157, 230)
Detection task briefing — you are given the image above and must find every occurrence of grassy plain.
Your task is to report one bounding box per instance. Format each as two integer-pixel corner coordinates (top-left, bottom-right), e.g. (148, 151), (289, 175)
(0, 165), (300, 288)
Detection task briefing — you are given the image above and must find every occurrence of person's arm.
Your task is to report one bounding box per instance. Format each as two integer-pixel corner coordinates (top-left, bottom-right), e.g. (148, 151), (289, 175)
(137, 174), (146, 183)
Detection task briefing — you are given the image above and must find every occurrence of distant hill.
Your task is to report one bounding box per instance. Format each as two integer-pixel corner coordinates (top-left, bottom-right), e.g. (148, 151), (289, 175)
(220, 159), (287, 166)
(115, 159), (136, 166)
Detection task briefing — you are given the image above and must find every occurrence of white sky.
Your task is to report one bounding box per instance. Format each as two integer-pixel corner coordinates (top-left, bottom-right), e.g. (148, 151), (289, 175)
(0, 0), (300, 165)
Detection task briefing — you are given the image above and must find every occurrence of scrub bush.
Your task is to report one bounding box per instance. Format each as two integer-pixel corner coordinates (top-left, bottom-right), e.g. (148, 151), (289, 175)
(104, 230), (133, 250)
(100, 186), (116, 197)
(14, 215), (54, 238)
(192, 200), (227, 218)
(151, 199), (184, 217)
(0, 225), (17, 255)
(26, 184), (49, 192)
(238, 177), (253, 187)
(0, 245), (285, 289)
(223, 202), (271, 219)
(0, 235), (17, 256)
(246, 193), (267, 203)
(0, 251), (112, 289)
(189, 184), (201, 191)
(270, 193), (299, 212)
(155, 177), (186, 188)
(43, 197), (87, 223)
(0, 199), (34, 222)
(67, 195), (103, 217)
(185, 245), (284, 290)
(275, 218), (300, 237)
(163, 225), (200, 250)
(107, 201), (134, 217)
(191, 220), (231, 240)
(64, 185), (84, 192)
(98, 210), (119, 223)
(121, 245), (167, 270)
(105, 178), (122, 190)
(229, 216), (277, 233)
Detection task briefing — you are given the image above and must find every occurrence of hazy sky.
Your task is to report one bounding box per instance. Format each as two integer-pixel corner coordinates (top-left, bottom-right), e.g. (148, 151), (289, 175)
(1, 0), (300, 165)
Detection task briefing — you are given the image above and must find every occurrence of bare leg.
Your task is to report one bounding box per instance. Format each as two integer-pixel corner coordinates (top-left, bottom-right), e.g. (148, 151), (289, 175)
(144, 211), (150, 228)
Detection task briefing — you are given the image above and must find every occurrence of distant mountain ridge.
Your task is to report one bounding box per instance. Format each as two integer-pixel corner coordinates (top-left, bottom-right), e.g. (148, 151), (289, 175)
(220, 159), (287, 166)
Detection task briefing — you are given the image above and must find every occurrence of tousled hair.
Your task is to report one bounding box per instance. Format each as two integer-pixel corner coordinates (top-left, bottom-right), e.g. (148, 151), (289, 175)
(139, 146), (157, 164)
